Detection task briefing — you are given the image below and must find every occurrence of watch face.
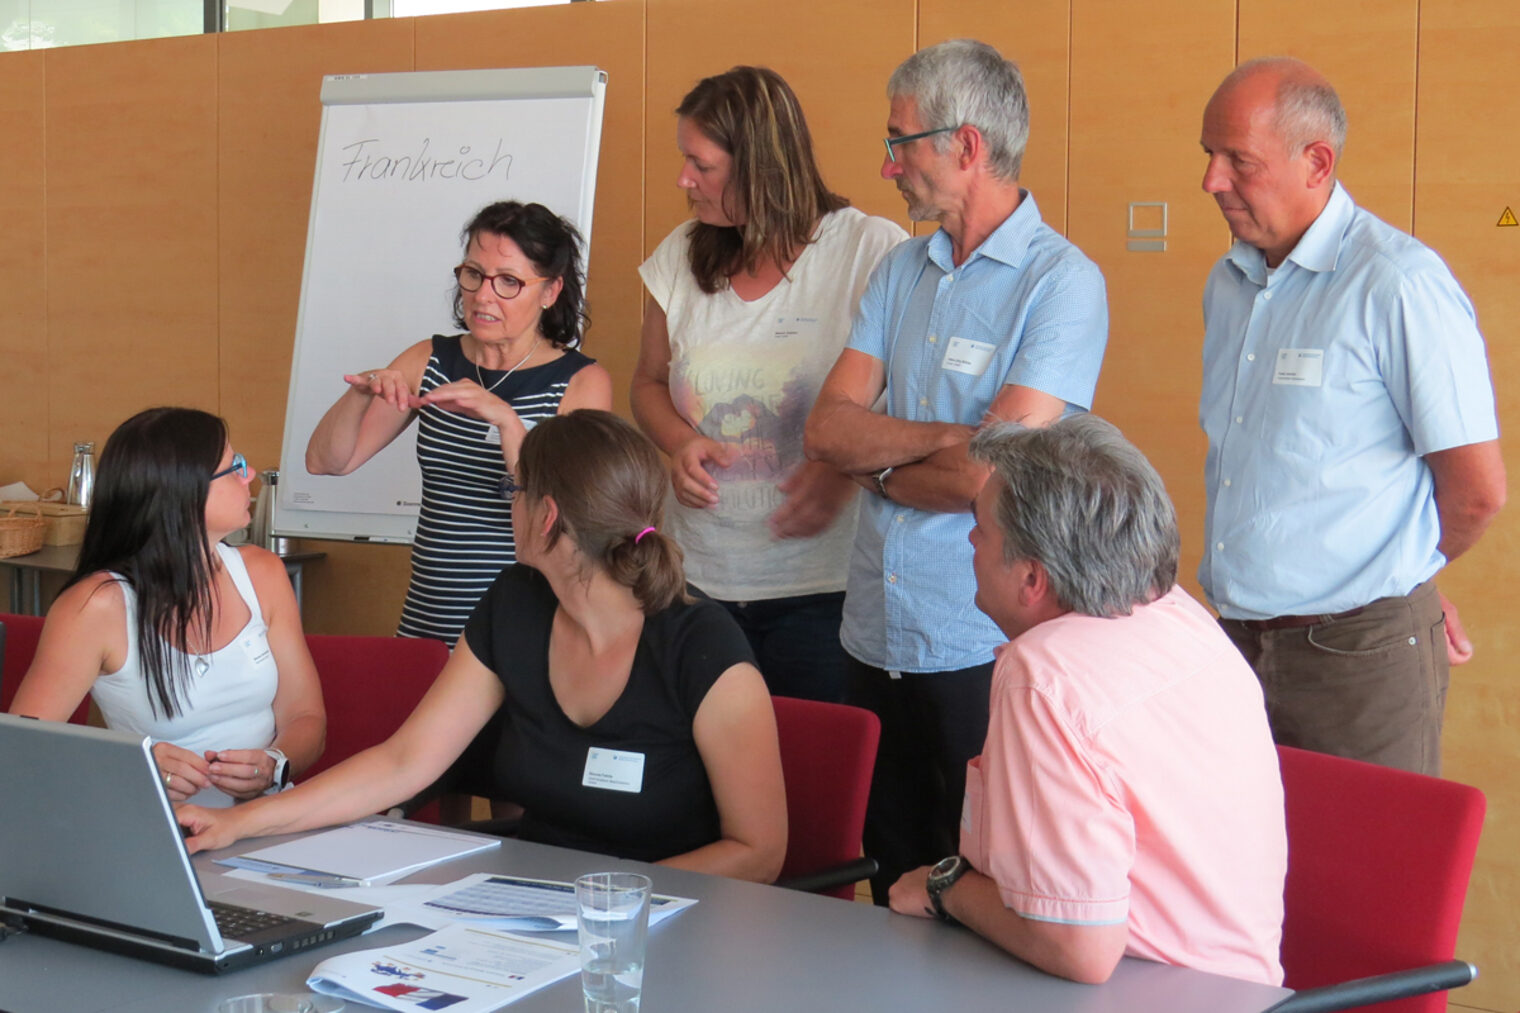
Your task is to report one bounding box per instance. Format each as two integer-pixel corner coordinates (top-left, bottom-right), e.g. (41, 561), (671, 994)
(929, 855), (963, 884)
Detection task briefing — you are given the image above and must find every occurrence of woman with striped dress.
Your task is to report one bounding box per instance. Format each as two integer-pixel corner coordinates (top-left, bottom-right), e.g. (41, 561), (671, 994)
(306, 201), (612, 645)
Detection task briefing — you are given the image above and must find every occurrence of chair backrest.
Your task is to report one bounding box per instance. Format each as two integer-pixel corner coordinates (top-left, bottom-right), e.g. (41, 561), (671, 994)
(0, 613), (92, 725)
(1278, 745), (1486, 1013)
(303, 633), (450, 778)
(772, 695), (880, 900)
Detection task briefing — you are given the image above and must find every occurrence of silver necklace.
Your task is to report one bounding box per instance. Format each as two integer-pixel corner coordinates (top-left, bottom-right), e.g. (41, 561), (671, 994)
(474, 337), (541, 394)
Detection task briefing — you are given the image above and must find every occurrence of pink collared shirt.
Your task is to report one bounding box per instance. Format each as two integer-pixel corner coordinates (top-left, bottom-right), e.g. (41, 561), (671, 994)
(961, 585), (1286, 985)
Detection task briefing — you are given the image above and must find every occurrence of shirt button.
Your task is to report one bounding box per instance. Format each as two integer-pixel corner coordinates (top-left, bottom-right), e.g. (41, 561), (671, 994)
(1216, 542), (1225, 551)
(1223, 478), (1232, 487)
(1246, 353), (1256, 362)
(928, 335), (937, 343)
(1234, 415), (1244, 424)
(1263, 291), (1273, 301)
(888, 574), (898, 584)
(919, 397), (928, 407)
(895, 514), (905, 523)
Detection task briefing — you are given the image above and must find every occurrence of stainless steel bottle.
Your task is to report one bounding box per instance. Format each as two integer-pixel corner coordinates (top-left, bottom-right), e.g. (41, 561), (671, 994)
(66, 441), (96, 510)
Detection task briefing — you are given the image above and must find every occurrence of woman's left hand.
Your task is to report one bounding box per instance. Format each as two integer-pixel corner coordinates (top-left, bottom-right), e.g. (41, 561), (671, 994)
(768, 459), (859, 539)
(206, 748), (277, 801)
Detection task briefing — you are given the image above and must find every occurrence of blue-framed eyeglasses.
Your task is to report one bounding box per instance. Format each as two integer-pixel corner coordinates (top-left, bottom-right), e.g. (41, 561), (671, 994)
(211, 453), (250, 482)
(884, 126), (958, 162)
(498, 472), (521, 501)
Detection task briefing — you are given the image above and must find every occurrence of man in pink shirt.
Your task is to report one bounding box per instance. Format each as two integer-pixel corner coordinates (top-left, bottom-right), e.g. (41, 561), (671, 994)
(888, 414), (1286, 985)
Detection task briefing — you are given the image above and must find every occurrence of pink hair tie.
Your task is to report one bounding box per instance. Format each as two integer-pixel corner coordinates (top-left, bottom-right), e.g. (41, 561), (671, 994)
(634, 526), (657, 544)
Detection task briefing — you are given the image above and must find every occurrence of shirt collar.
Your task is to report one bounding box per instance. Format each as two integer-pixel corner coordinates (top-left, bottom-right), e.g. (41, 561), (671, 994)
(927, 189), (1041, 273)
(1223, 181), (1353, 284)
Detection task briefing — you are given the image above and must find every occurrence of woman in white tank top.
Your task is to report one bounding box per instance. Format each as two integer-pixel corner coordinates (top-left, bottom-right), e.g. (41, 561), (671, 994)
(7, 407), (326, 808)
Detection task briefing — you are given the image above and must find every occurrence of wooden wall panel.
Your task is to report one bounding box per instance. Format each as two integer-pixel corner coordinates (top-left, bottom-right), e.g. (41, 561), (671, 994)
(916, 0), (1070, 232)
(218, 19), (415, 485)
(43, 35), (220, 477)
(643, 0), (915, 266)
(416, 0), (647, 416)
(1416, 3), (1520, 1008)
(0, 52), (49, 494)
(1067, 0), (1234, 597)
(1238, 0), (1417, 231)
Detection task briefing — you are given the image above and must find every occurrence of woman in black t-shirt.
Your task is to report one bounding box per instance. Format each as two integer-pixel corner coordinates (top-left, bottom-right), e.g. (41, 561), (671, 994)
(179, 411), (788, 883)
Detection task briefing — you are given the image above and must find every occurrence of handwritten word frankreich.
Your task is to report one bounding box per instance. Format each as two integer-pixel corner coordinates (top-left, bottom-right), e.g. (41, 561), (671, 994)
(337, 138), (513, 183)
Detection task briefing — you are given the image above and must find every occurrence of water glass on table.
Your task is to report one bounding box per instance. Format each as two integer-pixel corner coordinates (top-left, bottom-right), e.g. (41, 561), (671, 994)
(576, 872), (652, 1013)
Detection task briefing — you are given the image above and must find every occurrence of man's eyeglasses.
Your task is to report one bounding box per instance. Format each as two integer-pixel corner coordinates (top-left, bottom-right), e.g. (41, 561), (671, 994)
(455, 264), (548, 300)
(883, 126), (958, 163)
(212, 453), (250, 482)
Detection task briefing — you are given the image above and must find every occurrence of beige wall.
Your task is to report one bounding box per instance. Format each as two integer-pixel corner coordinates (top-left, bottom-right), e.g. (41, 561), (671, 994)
(1, 2), (1516, 1006)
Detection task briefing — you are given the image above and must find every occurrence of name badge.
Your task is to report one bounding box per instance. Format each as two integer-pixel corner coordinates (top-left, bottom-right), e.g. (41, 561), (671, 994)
(942, 337), (996, 377)
(582, 747), (645, 793)
(1273, 348), (1324, 387)
(484, 424), (503, 446)
(240, 626), (273, 666)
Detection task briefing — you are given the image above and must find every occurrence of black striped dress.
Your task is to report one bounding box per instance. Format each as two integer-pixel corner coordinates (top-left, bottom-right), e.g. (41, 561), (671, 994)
(397, 334), (596, 643)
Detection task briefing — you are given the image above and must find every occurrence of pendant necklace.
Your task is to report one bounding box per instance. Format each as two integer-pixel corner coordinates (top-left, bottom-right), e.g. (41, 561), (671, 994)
(475, 337), (542, 395)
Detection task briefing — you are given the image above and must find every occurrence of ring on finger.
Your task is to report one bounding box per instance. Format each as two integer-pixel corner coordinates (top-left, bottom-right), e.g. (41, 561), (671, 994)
(163, 771), (173, 788)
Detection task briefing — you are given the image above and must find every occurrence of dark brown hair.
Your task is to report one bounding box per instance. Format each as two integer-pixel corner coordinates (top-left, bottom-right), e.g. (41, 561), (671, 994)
(676, 66), (848, 294)
(451, 200), (588, 348)
(516, 410), (688, 615)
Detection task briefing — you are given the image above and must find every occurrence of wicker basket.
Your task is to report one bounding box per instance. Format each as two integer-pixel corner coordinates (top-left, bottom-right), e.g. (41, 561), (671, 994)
(0, 504), (46, 559)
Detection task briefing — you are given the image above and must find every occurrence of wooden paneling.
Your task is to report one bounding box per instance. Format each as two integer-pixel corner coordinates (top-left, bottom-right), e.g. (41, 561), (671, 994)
(416, 0), (647, 415)
(643, 0), (915, 263)
(43, 35), (220, 475)
(0, 51), (49, 493)
(916, 0), (1070, 232)
(1067, 0), (1235, 597)
(217, 19), (415, 482)
(1417, 3), (1520, 1007)
(1238, 0), (1417, 230)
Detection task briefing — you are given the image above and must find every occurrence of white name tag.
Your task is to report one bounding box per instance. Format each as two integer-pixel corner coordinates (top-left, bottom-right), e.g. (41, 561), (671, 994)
(942, 337), (996, 376)
(1273, 348), (1324, 387)
(484, 424), (503, 446)
(582, 747), (645, 793)
(240, 626), (273, 666)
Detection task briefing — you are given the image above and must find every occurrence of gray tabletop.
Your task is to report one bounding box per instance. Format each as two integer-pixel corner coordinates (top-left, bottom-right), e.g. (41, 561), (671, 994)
(0, 830), (1289, 1013)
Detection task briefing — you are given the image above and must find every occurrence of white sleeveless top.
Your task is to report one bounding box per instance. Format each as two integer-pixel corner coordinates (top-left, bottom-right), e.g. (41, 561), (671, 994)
(91, 542), (279, 807)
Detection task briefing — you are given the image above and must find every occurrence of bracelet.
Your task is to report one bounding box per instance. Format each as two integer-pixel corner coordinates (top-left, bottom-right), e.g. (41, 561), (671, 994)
(873, 466), (895, 499)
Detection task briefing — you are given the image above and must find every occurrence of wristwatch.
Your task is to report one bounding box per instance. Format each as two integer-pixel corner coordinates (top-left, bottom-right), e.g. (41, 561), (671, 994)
(264, 748), (292, 789)
(873, 466), (896, 498)
(926, 854), (970, 923)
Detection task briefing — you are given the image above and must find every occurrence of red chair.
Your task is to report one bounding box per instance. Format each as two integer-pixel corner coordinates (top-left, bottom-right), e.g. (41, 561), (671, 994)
(304, 633), (450, 823)
(771, 695), (880, 900)
(1270, 745), (1485, 1013)
(0, 613), (92, 725)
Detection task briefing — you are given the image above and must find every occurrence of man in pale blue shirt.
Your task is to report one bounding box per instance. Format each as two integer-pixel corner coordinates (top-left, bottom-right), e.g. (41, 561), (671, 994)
(1199, 57), (1505, 774)
(806, 39), (1107, 901)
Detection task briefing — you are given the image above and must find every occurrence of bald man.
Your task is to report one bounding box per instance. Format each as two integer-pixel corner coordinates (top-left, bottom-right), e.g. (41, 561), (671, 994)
(1197, 58), (1504, 774)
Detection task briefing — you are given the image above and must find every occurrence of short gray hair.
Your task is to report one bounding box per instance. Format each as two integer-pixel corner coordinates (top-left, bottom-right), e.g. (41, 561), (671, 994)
(1228, 57), (1347, 160)
(888, 39), (1029, 182)
(969, 415), (1179, 618)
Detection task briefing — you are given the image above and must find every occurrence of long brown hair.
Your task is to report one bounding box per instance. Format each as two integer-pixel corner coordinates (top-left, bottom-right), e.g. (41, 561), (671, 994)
(516, 410), (688, 615)
(676, 66), (848, 294)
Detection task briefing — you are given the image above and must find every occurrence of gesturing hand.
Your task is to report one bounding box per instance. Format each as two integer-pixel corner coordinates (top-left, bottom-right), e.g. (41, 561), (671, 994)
(670, 436), (736, 509)
(153, 740), (213, 803)
(344, 369), (412, 414)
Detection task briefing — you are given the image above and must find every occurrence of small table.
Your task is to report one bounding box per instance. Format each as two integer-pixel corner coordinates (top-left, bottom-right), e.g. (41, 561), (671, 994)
(1, 544), (325, 617)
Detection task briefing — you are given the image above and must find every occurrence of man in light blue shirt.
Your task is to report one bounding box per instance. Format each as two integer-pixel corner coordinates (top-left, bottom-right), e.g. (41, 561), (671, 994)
(806, 39), (1107, 901)
(1199, 58), (1505, 774)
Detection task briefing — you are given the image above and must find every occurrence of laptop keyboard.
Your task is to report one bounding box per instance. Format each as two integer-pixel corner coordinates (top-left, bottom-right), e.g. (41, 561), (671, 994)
(208, 901), (301, 940)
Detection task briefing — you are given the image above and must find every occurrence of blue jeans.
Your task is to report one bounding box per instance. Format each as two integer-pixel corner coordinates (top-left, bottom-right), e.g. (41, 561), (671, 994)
(719, 592), (849, 704)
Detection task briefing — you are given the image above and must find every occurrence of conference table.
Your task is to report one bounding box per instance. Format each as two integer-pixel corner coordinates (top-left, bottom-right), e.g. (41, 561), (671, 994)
(0, 825), (1291, 1013)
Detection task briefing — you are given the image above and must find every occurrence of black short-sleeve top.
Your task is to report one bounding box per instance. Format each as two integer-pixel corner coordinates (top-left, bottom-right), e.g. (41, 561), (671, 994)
(463, 565), (756, 862)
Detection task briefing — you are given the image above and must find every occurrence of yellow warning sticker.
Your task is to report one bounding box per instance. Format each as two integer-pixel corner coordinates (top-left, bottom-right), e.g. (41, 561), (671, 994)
(1499, 206), (1518, 227)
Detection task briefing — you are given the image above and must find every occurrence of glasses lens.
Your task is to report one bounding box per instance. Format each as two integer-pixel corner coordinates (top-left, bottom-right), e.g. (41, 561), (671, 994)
(234, 453), (248, 480)
(489, 274), (523, 300)
(455, 265), (483, 291)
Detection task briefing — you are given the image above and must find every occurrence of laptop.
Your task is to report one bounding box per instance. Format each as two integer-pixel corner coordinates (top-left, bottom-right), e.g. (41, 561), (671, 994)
(0, 713), (382, 974)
